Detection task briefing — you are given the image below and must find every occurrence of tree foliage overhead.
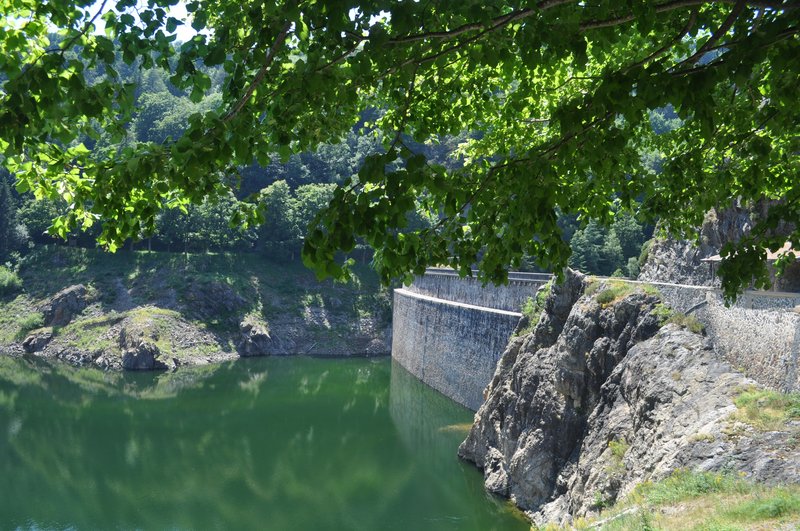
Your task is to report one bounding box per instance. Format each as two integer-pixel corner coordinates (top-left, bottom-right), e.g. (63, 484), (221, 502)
(1, 0), (799, 297)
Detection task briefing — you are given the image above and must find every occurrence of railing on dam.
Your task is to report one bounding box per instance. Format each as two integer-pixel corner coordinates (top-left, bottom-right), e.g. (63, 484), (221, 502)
(407, 269), (552, 313)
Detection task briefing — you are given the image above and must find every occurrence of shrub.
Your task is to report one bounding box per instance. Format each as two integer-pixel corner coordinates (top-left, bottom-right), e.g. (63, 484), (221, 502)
(638, 238), (654, 268)
(14, 313), (44, 340)
(517, 281), (552, 335)
(626, 256), (641, 278)
(0, 266), (22, 297)
(605, 438), (630, 475)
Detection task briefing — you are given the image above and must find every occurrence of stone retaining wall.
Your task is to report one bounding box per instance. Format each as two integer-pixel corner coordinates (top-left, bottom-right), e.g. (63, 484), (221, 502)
(701, 293), (800, 392)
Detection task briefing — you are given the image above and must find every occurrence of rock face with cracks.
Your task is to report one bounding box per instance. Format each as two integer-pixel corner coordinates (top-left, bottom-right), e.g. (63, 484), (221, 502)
(41, 284), (89, 326)
(458, 270), (800, 525)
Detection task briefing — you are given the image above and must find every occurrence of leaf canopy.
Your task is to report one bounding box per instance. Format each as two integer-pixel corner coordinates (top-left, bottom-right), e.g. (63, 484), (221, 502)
(1, 0), (799, 298)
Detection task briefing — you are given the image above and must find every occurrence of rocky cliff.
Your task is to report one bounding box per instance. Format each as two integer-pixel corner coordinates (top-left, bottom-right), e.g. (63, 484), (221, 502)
(638, 203), (761, 286)
(458, 270), (800, 525)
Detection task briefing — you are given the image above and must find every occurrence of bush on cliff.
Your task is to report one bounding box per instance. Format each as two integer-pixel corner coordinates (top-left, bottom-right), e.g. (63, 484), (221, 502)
(0, 266), (22, 298)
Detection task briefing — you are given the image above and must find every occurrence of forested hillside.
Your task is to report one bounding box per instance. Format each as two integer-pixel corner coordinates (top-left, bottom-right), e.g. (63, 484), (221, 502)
(0, 37), (658, 280)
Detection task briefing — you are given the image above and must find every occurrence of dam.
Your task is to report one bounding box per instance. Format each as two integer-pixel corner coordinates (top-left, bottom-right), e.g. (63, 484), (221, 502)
(391, 269), (550, 410)
(392, 269), (800, 411)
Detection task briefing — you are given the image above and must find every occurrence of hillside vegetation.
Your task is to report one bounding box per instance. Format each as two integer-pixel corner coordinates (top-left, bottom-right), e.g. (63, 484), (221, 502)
(560, 470), (800, 530)
(0, 247), (391, 369)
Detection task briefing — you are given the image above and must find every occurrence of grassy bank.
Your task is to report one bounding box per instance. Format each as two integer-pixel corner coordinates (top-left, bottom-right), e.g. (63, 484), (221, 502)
(546, 386), (800, 531)
(546, 470), (800, 530)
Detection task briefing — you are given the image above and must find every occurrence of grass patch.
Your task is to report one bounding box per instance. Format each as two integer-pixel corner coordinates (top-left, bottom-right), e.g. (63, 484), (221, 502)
(634, 470), (751, 506)
(730, 387), (800, 432)
(724, 488), (800, 522)
(594, 281), (638, 306)
(567, 471), (800, 530)
(14, 313), (44, 341)
(0, 266), (22, 297)
(651, 303), (705, 334)
(584, 277), (601, 297)
(591, 281), (661, 308)
(0, 296), (38, 343)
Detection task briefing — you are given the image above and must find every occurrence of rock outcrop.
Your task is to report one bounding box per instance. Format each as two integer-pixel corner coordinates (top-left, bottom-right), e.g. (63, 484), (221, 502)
(459, 270), (800, 525)
(41, 284), (89, 326)
(22, 328), (53, 353)
(237, 316), (295, 356)
(638, 200), (798, 287)
(118, 316), (165, 371)
(638, 203), (758, 286)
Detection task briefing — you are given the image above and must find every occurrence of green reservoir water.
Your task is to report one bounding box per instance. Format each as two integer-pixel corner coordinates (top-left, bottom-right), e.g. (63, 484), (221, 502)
(0, 356), (527, 530)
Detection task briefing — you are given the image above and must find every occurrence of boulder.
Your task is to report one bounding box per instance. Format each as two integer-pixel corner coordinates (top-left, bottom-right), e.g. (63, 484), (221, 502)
(118, 318), (164, 370)
(238, 317), (278, 356)
(22, 328), (53, 353)
(41, 284), (89, 326)
(121, 342), (160, 370)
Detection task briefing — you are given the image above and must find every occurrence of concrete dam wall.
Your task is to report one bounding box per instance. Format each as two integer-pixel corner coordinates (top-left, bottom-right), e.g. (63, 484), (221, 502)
(392, 271), (550, 410)
(408, 268), (553, 312)
(392, 270), (800, 411)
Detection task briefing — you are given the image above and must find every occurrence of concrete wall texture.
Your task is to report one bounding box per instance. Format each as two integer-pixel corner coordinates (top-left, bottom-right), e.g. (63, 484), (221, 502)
(392, 270), (800, 411)
(408, 269), (552, 312)
(392, 288), (525, 410)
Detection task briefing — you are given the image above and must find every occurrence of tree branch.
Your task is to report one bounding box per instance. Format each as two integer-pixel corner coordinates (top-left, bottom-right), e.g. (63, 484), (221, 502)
(223, 21), (291, 122)
(681, 0), (747, 66)
(60, 0), (109, 57)
(23, 0), (109, 74)
(386, 0), (795, 47)
(579, 0), (794, 32)
(624, 8), (698, 72)
(387, 0), (574, 45)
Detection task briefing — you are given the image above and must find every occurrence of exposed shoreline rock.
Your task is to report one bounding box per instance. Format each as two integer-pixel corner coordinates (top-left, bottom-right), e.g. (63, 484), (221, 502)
(459, 270), (800, 525)
(40, 284), (90, 326)
(2, 249), (392, 372)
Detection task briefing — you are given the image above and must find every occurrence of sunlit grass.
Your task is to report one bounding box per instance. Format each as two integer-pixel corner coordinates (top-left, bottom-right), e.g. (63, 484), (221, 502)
(565, 470), (800, 530)
(730, 387), (800, 432)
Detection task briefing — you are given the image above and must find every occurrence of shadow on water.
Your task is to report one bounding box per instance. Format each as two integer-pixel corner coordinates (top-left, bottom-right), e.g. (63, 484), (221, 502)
(0, 355), (527, 530)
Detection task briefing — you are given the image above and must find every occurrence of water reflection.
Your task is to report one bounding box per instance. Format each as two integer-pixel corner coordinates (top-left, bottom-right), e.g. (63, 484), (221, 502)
(0, 356), (526, 530)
